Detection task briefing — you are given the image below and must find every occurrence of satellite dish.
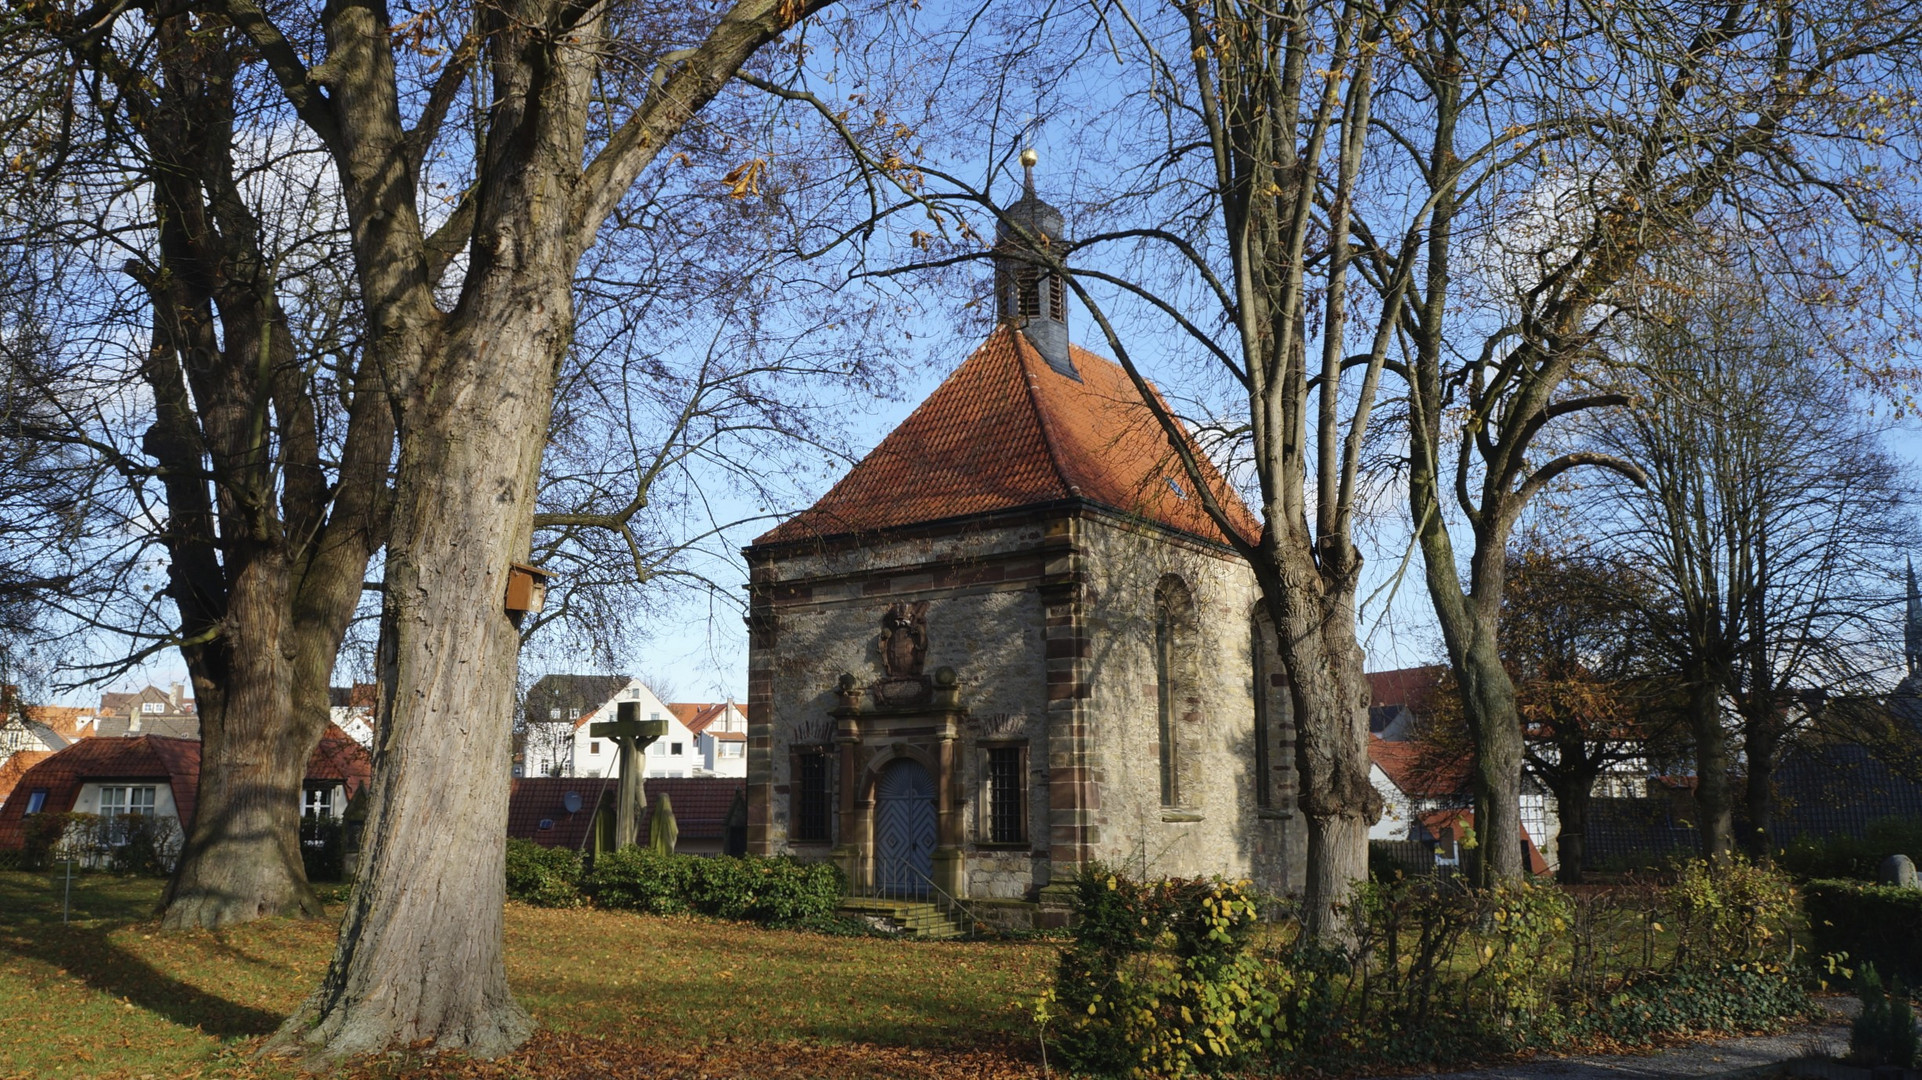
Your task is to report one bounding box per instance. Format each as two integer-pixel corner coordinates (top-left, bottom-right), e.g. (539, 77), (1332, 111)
(562, 790), (583, 814)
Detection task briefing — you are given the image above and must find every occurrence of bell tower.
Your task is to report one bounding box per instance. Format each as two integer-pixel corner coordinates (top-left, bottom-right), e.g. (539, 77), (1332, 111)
(994, 149), (1075, 379)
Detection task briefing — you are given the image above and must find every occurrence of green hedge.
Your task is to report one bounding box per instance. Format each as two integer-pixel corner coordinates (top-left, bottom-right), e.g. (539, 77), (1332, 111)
(1780, 818), (1922, 881)
(504, 838), (585, 907)
(1804, 879), (1922, 985)
(503, 840), (845, 927)
(585, 847), (843, 926)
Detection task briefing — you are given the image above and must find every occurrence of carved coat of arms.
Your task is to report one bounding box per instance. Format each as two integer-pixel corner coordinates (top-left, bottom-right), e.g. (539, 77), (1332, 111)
(879, 601), (929, 678)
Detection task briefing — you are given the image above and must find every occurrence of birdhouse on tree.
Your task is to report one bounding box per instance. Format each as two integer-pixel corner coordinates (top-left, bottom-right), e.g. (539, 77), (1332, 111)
(504, 563), (555, 615)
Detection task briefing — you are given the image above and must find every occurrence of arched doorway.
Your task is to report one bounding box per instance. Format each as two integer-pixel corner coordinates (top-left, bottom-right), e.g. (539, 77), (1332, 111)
(874, 757), (936, 898)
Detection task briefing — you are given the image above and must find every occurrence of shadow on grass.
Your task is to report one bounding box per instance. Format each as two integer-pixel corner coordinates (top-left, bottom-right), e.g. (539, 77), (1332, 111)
(0, 922), (286, 1038)
(0, 872), (286, 1039)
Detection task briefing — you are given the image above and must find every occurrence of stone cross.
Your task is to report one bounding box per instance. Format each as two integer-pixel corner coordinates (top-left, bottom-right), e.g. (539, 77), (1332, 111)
(589, 701), (668, 849)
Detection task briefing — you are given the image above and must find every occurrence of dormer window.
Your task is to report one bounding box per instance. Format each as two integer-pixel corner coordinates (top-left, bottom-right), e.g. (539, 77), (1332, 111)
(142, 702), (163, 714)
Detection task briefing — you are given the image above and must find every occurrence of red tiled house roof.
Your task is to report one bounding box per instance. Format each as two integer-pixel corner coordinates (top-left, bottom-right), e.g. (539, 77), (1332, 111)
(1368, 666), (1445, 710)
(0, 726), (372, 848)
(755, 326), (1260, 549)
(670, 703), (732, 736)
(639, 777), (746, 842)
(505, 776), (746, 849)
(0, 750), (52, 805)
(1369, 736), (1471, 798)
(507, 776), (616, 852)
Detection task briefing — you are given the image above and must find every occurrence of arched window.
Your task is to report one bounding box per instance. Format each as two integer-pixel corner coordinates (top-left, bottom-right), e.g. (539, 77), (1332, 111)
(1155, 576), (1196, 807)
(1252, 610), (1275, 809)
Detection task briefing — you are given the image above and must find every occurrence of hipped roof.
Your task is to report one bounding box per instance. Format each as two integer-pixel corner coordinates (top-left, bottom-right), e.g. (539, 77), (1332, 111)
(754, 326), (1259, 549)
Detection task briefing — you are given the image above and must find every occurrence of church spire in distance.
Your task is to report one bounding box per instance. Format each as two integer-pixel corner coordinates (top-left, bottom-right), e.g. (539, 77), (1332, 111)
(1907, 557), (1921, 679)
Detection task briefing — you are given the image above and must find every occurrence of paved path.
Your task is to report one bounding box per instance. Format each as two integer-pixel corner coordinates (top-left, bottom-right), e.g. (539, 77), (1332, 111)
(1364, 1001), (1854, 1080)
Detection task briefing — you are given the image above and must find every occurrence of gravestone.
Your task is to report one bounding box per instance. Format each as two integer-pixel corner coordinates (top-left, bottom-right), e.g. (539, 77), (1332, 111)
(1876, 853), (1918, 889)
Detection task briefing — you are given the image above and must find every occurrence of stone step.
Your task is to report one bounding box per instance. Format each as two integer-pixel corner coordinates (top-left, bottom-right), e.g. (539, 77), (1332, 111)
(838, 898), (969, 939)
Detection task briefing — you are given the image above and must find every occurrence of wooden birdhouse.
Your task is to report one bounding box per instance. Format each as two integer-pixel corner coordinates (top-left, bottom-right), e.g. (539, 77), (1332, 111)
(504, 563), (555, 615)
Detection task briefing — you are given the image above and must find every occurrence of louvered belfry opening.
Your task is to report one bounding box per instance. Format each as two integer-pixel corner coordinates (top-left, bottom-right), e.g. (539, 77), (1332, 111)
(994, 150), (1076, 379)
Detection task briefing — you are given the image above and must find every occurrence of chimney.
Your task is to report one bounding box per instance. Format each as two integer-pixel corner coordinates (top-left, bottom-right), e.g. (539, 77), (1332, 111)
(169, 682), (184, 709)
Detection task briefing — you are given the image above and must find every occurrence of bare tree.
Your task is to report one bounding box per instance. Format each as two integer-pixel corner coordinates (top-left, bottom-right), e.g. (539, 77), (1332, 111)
(1380, 0), (1922, 880)
(1580, 284), (1917, 858)
(0, 0), (394, 927)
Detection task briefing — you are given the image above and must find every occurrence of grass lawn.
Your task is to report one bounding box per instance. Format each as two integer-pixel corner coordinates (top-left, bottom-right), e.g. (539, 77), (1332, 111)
(0, 871), (1053, 1080)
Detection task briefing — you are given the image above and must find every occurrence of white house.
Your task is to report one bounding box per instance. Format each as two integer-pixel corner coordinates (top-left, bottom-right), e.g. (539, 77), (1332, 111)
(521, 676), (704, 779)
(670, 702), (748, 779)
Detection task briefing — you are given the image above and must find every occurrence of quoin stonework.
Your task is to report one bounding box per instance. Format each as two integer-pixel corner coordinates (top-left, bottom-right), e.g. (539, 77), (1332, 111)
(744, 167), (1305, 927)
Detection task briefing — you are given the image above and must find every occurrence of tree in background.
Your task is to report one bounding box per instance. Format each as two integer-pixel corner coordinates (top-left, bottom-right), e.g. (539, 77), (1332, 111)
(1390, 0), (1922, 882)
(1582, 282), (1917, 859)
(1499, 548), (1684, 882)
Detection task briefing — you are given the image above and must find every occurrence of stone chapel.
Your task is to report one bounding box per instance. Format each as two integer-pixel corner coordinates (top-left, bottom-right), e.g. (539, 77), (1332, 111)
(744, 168), (1305, 927)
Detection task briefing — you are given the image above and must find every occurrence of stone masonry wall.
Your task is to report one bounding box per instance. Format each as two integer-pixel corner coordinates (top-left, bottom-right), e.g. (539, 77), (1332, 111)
(1078, 516), (1304, 896)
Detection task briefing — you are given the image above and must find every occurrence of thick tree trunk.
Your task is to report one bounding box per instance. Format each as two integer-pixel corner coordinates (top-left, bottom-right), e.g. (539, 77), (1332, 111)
(1550, 774), (1592, 885)
(1741, 723), (1780, 861)
(1457, 635), (1527, 883)
(161, 550), (323, 926)
(1274, 563), (1378, 942)
(1687, 672), (1733, 859)
(269, 298), (559, 1059)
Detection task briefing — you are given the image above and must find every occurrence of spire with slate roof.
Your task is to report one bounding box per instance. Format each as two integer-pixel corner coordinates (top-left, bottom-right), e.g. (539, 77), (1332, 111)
(993, 149), (1075, 379)
(1906, 557), (1921, 679)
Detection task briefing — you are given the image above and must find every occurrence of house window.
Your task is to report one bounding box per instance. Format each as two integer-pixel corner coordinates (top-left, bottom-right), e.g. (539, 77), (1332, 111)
(549, 707), (562, 720)
(793, 750), (831, 843)
(722, 743), (743, 758)
(986, 746), (1025, 844)
(1155, 576), (1195, 807)
(303, 786), (334, 820)
(569, 708), (581, 720)
(590, 741), (601, 755)
(671, 742), (683, 756)
(24, 789), (47, 814)
(142, 702), (163, 714)
(99, 785), (156, 818)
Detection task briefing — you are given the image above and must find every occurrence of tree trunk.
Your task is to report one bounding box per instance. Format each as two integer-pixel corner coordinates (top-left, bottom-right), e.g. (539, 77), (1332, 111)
(1687, 671), (1733, 859)
(269, 292), (560, 1058)
(1550, 773), (1592, 885)
(161, 547), (324, 927)
(1457, 635), (1527, 883)
(1273, 560), (1378, 942)
(1741, 722), (1781, 861)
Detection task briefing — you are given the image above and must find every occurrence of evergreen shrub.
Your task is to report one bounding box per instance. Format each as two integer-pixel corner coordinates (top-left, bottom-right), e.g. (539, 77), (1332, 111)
(583, 847), (843, 925)
(504, 838), (584, 907)
(1781, 819), (1922, 882)
(1805, 879), (1922, 985)
(1849, 964), (1919, 1068)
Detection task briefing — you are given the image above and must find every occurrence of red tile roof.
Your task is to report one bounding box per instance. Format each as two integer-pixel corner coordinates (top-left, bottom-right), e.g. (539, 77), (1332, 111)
(1369, 736), (1471, 798)
(0, 726), (371, 848)
(505, 776), (746, 849)
(639, 777), (746, 841)
(1368, 666), (1445, 710)
(755, 326), (1259, 548)
(670, 703), (734, 736)
(507, 776), (616, 852)
(24, 706), (93, 741)
(0, 751), (52, 805)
